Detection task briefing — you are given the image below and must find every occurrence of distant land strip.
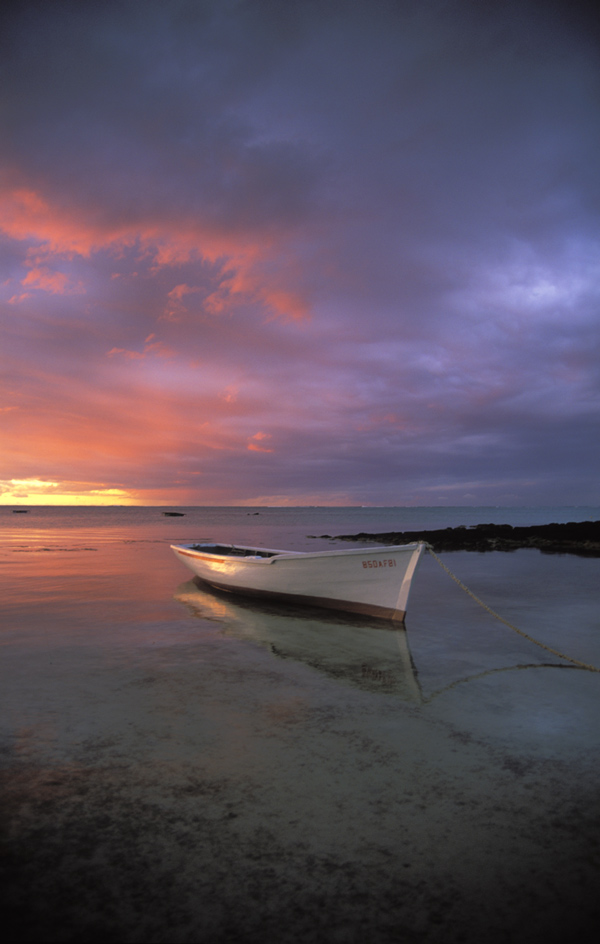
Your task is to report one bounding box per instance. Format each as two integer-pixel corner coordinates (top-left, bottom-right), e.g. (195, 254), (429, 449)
(312, 521), (600, 556)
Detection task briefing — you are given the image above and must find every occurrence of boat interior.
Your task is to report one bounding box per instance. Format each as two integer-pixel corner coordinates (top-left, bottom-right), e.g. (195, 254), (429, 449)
(189, 544), (278, 558)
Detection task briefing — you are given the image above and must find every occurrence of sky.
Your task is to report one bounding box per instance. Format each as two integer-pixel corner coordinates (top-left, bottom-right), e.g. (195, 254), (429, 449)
(1, 0), (599, 506)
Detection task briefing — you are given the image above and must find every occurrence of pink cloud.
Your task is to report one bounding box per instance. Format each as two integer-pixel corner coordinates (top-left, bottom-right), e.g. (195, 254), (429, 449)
(355, 412), (409, 432)
(247, 431), (273, 453)
(0, 182), (311, 326)
(106, 338), (175, 360)
(163, 283), (202, 321)
(219, 386), (238, 404)
(0, 185), (127, 257)
(204, 262), (309, 321)
(106, 347), (145, 360)
(21, 266), (85, 295)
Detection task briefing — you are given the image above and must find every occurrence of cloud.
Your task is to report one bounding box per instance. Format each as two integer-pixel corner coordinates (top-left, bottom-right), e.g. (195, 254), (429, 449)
(247, 432), (274, 453)
(106, 335), (175, 360)
(1, 0), (599, 505)
(21, 266), (85, 295)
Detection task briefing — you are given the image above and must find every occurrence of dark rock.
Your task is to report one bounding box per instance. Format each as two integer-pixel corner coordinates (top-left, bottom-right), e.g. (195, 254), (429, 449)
(328, 520), (600, 556)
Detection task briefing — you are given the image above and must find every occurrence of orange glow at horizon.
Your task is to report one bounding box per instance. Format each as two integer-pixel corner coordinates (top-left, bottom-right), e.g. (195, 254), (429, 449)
(0, 478), (140, 506)
(0, 478), (361, 507)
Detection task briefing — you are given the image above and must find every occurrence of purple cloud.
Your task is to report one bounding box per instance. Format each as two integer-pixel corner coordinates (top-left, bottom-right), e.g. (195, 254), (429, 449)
(1, 0), (599, 505)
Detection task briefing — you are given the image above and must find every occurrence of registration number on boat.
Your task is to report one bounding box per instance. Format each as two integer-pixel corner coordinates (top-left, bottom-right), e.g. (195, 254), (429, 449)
(362, 559), (396, 568)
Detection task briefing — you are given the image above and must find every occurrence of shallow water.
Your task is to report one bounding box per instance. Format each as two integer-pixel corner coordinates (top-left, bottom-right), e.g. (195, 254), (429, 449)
(1, 507), (599, 943)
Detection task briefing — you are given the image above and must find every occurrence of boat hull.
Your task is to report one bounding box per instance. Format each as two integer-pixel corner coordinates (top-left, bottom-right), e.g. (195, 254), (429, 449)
(170, 542), (425, 621)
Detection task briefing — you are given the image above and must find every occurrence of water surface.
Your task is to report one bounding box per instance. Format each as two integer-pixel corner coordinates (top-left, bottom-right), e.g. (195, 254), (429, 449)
(1, 506), (599, 942)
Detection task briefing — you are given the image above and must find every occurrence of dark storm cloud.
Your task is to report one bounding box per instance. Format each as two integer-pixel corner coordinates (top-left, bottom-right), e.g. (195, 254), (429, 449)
(1, 0), (327, 237)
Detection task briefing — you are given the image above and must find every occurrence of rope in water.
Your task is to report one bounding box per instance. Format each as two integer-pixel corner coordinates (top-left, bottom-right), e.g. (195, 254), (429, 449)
(424, 543), (600, 674)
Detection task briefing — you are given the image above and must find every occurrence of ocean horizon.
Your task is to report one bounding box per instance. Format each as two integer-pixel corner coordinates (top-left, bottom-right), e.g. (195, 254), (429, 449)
(3, 502), (600, 538)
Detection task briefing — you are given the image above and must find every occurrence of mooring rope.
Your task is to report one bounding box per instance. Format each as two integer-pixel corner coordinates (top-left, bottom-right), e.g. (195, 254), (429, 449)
(425, 543), (600, 674)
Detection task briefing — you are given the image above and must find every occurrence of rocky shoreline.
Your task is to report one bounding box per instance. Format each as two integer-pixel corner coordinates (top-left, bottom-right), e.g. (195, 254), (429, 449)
(313, 520), (600, 556)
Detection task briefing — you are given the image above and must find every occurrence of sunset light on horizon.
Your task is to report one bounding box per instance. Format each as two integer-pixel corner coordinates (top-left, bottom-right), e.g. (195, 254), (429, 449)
(2, 0), (599, 507)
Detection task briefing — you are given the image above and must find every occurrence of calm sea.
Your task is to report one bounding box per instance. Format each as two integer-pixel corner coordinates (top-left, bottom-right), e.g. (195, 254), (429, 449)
(1, 504), (599, 696)
(2, 504), (600, 942)
(2, 503), (599, 549)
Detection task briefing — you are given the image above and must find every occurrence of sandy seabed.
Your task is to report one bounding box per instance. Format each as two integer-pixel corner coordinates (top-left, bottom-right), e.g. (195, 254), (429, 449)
(1, 537), (599, 943)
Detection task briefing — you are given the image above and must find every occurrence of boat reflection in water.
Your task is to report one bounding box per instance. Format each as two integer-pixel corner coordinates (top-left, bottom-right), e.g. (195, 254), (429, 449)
(174, 578), (422, 703)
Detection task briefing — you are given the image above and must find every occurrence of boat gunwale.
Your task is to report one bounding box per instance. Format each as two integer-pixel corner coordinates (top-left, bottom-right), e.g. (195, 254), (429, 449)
(170, 541), (424, 565)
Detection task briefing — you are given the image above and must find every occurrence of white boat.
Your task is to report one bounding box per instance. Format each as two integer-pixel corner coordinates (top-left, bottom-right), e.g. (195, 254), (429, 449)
(170, 541), (425, 621)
